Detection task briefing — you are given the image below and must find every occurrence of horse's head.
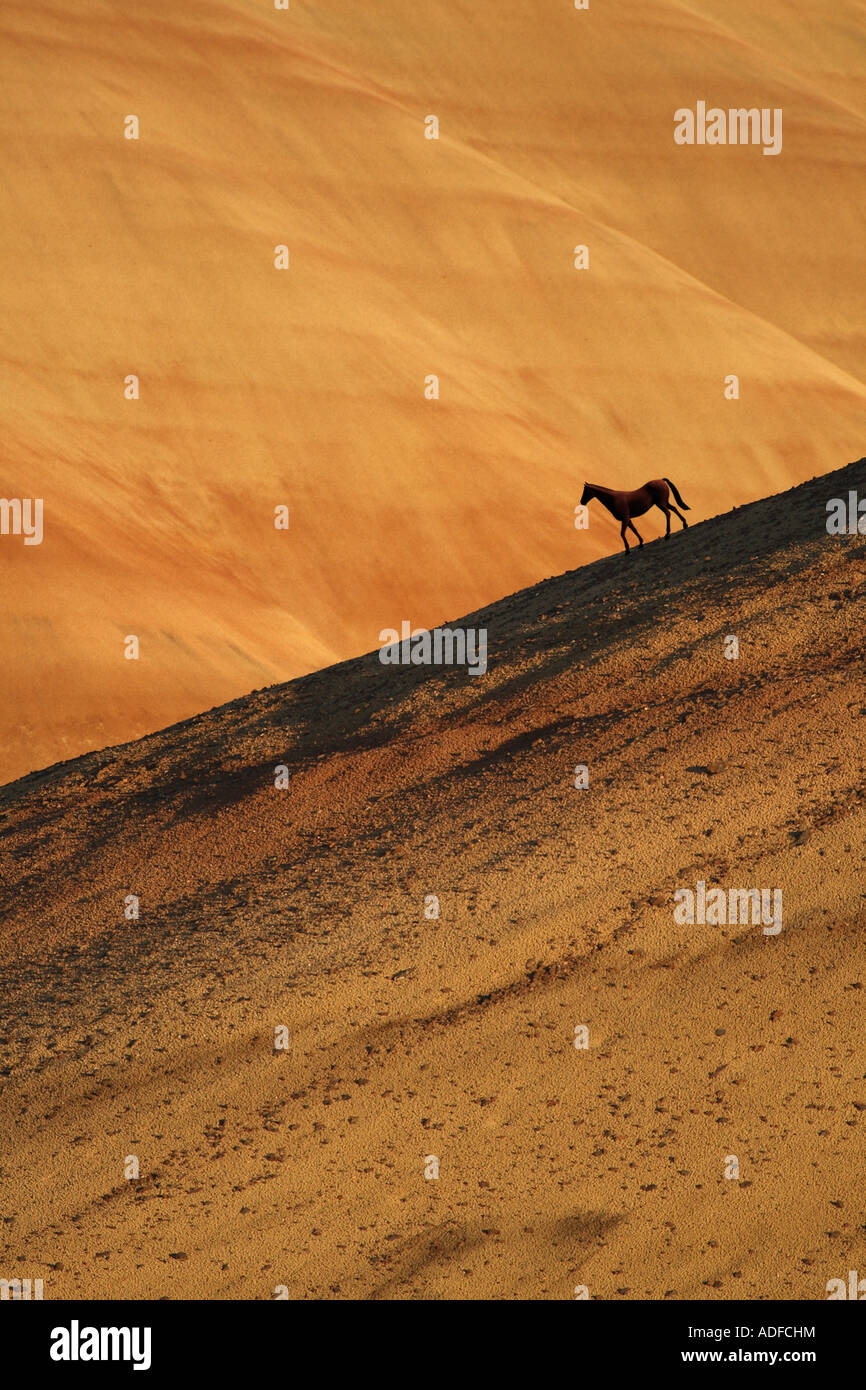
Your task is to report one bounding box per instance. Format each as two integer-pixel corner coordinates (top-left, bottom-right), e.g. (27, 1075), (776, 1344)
(580, 483), (591, 506)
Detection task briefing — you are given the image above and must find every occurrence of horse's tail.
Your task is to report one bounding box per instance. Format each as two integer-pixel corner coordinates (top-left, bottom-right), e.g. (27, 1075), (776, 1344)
(663, 477), (690, 510)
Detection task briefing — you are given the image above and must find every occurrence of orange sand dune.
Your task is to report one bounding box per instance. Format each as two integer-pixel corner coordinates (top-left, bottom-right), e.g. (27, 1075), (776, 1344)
(1, 1), (864, 782)
(1, 461), (864, 1299)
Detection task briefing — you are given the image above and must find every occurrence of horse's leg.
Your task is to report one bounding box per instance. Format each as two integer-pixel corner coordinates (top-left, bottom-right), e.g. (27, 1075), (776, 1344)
(669, 506), (688, 529)
(660, 504), (671, 537)
(628, 520), (644, 547)
(620, 520), (630, 552)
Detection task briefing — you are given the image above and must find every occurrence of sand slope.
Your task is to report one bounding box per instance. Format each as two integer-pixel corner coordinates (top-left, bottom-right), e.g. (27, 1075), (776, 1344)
(1, 1), (864, 781)
(1, 460), (864, 1300)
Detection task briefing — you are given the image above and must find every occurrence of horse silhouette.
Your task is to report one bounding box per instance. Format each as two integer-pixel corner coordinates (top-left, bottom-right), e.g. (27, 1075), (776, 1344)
(581, 477), (690, 553)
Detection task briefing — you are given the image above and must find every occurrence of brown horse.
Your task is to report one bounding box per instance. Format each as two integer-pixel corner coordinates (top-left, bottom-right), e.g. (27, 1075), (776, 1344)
(580, 477), (690, 553)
